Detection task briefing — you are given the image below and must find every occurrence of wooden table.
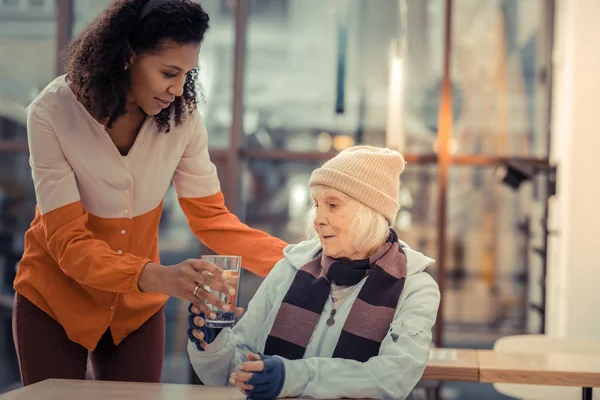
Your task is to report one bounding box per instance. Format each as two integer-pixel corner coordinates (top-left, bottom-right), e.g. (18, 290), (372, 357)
(0, 379), (376, 400)
(422, 348), (479, 382)
(8, 349), (598, 399)
(0, 348), (480, 400)
(0, 379), (246, 400)
(478, 350), (600, 400)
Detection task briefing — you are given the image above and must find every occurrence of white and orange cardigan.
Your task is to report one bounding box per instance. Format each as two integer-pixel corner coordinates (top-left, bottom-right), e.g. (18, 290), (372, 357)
(14, 76), (287, 351)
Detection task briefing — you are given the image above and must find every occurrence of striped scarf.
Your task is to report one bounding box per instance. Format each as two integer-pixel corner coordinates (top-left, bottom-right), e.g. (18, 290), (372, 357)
(264, 230), (407, 362)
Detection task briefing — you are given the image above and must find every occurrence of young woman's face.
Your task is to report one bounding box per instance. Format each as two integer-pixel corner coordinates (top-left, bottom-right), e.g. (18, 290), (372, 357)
(128, 40), (200, 115)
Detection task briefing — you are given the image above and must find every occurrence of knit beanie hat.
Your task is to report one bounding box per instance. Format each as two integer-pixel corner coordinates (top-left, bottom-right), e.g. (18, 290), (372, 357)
(309, 146), (406, 224)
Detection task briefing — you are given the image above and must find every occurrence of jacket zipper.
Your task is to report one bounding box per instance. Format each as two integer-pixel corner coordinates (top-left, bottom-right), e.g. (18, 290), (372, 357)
(313, 283), (364, 357)
(315, 307), (336, 357)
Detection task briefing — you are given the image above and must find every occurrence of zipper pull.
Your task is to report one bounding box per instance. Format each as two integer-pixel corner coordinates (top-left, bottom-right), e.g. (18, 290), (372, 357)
(326, 308), (337, 326)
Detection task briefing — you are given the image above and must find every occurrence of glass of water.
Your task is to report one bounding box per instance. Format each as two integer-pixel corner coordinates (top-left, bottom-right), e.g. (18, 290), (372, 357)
(201, 255), (241, 328)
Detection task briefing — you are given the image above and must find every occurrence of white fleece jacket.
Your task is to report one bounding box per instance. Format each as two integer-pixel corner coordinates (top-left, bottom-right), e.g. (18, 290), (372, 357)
(188, 239), (441, 400)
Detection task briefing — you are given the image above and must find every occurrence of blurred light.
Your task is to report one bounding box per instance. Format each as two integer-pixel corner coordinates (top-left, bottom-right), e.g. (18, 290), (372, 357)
(267, 114), (284, 130)
(215, 107), (232, 127)
(386, 40), (405, 152)
(396, 210), (412, 231)
(433, 138), (458, 154)
(291, 184), (307, 204)
(317, 132), (333, 152)
(288, 181), (308, 223)
(254, 127), (274, 148)
(332, 135), (355, 151)
(243, 110), (260, 135)
(398, 187), (413, 208)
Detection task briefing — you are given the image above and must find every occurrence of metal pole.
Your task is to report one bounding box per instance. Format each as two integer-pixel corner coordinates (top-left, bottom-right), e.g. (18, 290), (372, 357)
(539, 0), (556, 334)
(55, 0), (74, 76)
(226, 0), (248, 213)
(435, 0), (453, 347)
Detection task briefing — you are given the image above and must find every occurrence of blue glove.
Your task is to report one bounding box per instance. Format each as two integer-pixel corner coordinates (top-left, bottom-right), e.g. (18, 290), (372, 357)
(187, 303), (221, 351)
(245, 354), (285, 400)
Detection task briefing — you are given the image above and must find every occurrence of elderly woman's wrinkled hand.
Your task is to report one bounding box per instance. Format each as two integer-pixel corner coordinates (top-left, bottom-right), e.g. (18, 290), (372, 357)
(230, 352), (285, 400)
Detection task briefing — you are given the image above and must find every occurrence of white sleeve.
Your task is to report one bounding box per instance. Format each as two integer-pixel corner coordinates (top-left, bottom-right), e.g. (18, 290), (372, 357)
(279, 272), (440, 400)
(172, 111), (221, 198)
(187, 258), (293, 385)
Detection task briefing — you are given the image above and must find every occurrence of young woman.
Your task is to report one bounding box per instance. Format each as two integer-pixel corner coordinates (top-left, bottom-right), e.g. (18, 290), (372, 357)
(13, 0), (286, 386)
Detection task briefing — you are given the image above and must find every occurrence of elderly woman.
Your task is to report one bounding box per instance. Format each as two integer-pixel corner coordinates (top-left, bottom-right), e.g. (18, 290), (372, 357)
(187, 146), (441, 400)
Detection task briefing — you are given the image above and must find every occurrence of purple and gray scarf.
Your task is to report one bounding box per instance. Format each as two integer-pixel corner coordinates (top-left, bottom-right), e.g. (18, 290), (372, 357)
(264, 229), (407, 362)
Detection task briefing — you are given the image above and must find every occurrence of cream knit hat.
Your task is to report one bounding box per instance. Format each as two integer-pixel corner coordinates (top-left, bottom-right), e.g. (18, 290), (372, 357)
(309, 146), (406, 224)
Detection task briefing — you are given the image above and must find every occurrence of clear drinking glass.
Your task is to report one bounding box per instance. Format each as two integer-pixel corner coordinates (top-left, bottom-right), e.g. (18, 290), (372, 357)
(201, 255), (241, 328)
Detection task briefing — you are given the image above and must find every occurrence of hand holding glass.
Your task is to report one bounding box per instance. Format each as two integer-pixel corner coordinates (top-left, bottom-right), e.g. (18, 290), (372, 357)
(201, 255), (241, 328)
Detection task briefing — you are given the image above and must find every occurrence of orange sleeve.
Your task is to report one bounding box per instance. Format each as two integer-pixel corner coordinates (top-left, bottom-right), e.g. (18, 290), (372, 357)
(28, 100), (150, 293)
(40, 202), (151, 293)
(171, 112), (287, 277)
(179, 192), (288, 277)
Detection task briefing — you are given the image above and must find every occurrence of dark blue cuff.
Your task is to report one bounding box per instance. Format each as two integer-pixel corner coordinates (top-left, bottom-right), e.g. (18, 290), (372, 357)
(187, 303), (222, 351)
(245, 354), (285, 400)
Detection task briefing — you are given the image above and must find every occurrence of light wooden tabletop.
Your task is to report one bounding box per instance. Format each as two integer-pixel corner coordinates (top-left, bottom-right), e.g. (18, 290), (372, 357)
(0, 379), (247, 400)
(6, 349), (598, 399)
(0, 348), (481, 400)
(422, 348), (479, 382)
(0, 379), (375, 400)
(478, 350), (600, 387)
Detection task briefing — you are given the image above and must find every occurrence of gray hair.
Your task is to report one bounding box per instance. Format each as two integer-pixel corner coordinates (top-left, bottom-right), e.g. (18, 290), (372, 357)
(305, 185), (390, 255)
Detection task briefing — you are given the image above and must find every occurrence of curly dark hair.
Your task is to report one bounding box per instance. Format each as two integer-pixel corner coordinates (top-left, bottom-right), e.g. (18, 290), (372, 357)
(65, 0), (210, 133)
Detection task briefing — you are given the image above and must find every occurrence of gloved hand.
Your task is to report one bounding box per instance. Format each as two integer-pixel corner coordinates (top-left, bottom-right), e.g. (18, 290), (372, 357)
(187, 303), (222, 351)
(187, 303), (245, 351)
(229, 352), (286, 400)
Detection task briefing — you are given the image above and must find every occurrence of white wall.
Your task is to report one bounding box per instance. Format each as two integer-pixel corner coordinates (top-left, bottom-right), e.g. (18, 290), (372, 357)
(546, 0), (600, 338)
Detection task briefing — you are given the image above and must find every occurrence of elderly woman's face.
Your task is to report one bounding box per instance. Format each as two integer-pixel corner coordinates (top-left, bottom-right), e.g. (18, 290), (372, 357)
(312, 187), (361, 259)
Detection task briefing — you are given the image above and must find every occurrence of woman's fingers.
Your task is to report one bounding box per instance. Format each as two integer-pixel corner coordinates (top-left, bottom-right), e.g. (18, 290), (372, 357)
(190, 305), (201, 314)
(189, 293), (215, 318)
(188, 258), (226, 278)
(183, 274), (229, 312)
(181, 290), (215, 318)
(232, 371), (253, 382)
(191, 329), (204, 341)
(233, 381), (253, 391)
(240, 360), (264, 372)
(191, 329), (208, 350)
(191, 284), (230, 312)
(230, 372), (254, 390)
(179, 260), (242, 322)
(247, 352), (262, 362)
(187, 259), (236, 296)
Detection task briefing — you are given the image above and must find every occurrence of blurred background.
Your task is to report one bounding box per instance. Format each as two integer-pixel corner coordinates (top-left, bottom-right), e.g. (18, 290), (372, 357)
(1, 0), (598, 399)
